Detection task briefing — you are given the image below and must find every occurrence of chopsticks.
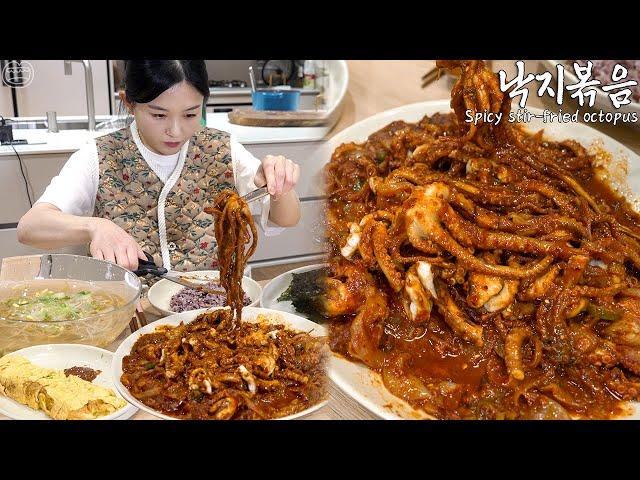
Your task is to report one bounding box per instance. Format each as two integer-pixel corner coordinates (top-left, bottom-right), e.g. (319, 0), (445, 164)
(421, 66), (443, 89)
(129, 303), (149, 333)
(129, 315), (138, 333)
(136, 307), (149, 328)
(179, 278), (226, 296)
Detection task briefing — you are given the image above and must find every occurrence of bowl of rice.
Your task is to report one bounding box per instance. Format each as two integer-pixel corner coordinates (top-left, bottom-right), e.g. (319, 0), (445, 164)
(541, 60), (640, 128)
(147, 271), (261, 316)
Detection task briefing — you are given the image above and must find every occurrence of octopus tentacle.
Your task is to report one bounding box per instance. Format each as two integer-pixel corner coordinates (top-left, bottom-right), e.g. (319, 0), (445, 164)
(441, 203), (583, 260)
(347, 286), (388, 369)
(519, 264), (561, 301)
(405, 183), (559, 278)
(505, 326), (536, 381)
(372, 222), (404, 292)
(451, 191), (590, 239)
(435, 282), (484, 346)
(323, 259), (372, 317)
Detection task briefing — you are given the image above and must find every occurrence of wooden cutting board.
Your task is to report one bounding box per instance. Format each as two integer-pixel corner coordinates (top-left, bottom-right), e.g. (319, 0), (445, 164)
(228, 109), (330, 127)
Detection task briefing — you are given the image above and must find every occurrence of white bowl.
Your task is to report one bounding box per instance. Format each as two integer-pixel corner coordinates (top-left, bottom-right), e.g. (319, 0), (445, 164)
(147, 270), (261, 316)
(260, 263), (328, 318)
(541, 60), (640, 130)
(112, 306), (328, 420)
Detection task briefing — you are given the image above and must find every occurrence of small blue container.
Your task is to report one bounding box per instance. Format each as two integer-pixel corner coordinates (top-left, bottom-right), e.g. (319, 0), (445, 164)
(252, 89), (301, 111)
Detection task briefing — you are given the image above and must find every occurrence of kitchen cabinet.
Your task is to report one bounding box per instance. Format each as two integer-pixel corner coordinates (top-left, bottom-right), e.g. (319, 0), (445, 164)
(0, 158), (32, 225)
(251, 199), (326, 265)
(0, 152), (78, 261)
(0, 153), (68, 224)
(244, 141), (328, 267)
(245, 141), (327, 199)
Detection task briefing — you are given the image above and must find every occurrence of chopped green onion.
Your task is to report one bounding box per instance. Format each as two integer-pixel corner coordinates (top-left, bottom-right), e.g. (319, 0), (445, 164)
(190, 390), (204, 402)
(587, 304), (620, 321)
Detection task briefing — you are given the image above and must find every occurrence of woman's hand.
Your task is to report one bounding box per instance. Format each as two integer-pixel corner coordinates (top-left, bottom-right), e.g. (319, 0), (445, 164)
(88, 218), (146, 271)
(17, 203), (148, 270)
(254, 155), (300, 200)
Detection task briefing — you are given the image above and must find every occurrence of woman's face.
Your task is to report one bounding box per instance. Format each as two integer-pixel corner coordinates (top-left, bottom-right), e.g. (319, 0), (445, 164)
(128, 81), (204, 155)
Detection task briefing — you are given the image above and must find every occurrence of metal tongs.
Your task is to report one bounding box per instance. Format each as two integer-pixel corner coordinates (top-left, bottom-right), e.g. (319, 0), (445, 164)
(133, 252), (225, 295)
(241, 185), (269, 203)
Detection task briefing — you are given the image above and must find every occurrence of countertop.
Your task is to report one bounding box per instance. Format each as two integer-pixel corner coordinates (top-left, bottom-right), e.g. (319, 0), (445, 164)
(205, 112), (331, 144)
(0, 112), (333, 158)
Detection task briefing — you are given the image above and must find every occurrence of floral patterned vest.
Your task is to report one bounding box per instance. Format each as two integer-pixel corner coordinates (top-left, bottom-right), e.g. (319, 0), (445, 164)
(93, 126), (237, 278)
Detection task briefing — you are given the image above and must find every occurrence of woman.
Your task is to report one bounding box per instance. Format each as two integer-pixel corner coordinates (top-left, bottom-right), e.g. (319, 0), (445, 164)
(17, 60), (301, 277)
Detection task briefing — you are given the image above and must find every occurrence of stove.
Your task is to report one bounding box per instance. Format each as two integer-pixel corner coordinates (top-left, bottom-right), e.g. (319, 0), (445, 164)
(206, 77), (319, 113)
(209, 79), (248, 88)
(207, 80), (252, 112)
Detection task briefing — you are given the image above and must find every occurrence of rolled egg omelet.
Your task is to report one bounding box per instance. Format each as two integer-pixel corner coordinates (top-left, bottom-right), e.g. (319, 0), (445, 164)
(0, 355), (127, 420)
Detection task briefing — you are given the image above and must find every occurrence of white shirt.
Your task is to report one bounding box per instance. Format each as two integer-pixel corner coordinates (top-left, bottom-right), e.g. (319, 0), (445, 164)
(36, 121), (283, 268)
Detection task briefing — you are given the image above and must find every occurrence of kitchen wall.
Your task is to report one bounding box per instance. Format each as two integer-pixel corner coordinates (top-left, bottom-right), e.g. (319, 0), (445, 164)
(205, 60), (254, 83)
(1, 60), (112, 117)
(0, 84), (13, 117)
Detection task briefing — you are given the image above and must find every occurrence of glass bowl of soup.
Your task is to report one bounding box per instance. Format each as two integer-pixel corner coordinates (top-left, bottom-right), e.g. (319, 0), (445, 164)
(0, 254), (141, 355)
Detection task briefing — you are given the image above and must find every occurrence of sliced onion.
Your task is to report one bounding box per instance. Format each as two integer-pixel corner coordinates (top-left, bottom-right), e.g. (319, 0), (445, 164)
(381, 364), (433, 403)
(524, 396), (570, 420)
(621, 288), (640, 299)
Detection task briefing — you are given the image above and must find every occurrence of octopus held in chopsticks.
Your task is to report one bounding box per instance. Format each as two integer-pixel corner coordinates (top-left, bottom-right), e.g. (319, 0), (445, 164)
(324, 60), (640, 419)
(204, 190), (257, 325)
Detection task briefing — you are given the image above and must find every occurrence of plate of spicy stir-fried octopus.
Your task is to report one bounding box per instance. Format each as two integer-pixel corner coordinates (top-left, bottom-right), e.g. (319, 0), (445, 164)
(113, 190), (328, 419)
(325, 60), (640, 419)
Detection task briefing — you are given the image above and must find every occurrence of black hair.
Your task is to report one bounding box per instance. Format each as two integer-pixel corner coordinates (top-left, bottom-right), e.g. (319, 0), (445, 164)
(122, 60), (209, 105)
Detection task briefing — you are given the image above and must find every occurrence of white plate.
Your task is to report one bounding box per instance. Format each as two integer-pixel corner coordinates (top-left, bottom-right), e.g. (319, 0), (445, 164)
(147, 270), (261, 316)
(260, 264), (328, 318)
(112, 306), (328, 420)
(327, 356), (430, 420)
(541, 60), (640, 130)
(325, 100), (640, 420)
(0, 344), (138, 420)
